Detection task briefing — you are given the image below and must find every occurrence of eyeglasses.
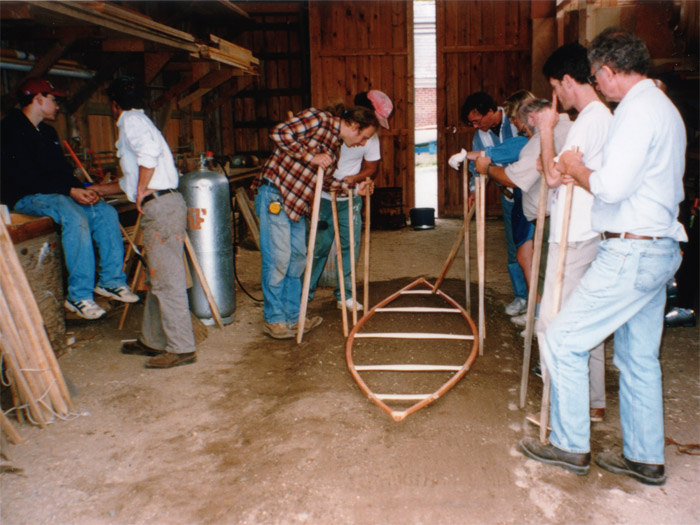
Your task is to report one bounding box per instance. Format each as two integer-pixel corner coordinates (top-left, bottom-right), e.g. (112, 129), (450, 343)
(468, 115), (485, 127)
(588, 65), (604, 86)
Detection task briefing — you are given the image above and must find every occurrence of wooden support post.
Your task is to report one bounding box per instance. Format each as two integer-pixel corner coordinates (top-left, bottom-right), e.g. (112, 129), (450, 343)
(297, 167), (324, 343)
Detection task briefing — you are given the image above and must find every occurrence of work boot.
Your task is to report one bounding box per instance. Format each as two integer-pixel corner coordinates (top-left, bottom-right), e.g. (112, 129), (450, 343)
(595, 451), (666, 486)
(289, 316), (323, 334)
(145, 351), (197, 369)
(519, 437), (590, 475)
(263, 322), (295, 339)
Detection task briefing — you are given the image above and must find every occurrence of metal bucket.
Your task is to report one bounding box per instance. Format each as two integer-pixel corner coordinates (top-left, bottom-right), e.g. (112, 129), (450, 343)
(410, 207), (435, 230)
(179, 165), (235, 325)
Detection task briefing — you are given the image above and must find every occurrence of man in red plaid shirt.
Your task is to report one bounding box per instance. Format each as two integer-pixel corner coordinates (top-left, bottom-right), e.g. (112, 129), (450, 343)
(252, 104), (378, 339)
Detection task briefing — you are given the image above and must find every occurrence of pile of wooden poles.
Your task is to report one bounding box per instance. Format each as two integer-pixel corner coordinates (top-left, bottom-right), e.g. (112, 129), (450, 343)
(0, 219), (73, 444)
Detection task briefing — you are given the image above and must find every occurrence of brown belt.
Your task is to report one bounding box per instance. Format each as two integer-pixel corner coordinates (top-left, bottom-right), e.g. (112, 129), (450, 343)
(601, 232), (657, 240)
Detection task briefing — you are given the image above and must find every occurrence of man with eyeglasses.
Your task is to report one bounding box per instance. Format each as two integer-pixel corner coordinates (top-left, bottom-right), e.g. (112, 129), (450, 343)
(0, 78), (138, 320)
(519, 29), (686, 486)
(450, 91), (528, 318)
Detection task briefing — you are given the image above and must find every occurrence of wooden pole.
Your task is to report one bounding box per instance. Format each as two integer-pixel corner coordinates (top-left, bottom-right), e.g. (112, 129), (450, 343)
(0, 221), (72, 413)
(0, 408), (22, 444)
(363, 178), (371, 310)
(63, 141), (144, 262)
(347, 186), (358, 326)
(118, 258), (143, 330)
(462, 161), (471, 313)
(431, 204), (476, 292)
(184, 233), (224, 329)
(539, 180), (574, 443)
(475, 174), (487, 355)
(331, 192), (349, 337)
(297, 167), (325, 343)
(519, 174), (549, 408)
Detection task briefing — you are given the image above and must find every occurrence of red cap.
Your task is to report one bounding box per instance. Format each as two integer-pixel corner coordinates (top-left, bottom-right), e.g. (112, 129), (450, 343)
(18, 78), (67, 98)
(367, 90), (393, 130)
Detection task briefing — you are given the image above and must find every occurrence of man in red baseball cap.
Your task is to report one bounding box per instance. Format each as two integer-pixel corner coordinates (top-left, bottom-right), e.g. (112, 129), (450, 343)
(0, 78), (138, 320)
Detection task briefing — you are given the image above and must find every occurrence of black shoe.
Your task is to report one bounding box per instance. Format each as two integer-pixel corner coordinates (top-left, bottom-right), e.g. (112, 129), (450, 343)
(595, 451), (666, 486)
(519, 437), (590, 475)
(145, 351), (197, 369)
(664, 307), (696, 328)
(531, 363), (542, 379)
(121, 340), (165, 357)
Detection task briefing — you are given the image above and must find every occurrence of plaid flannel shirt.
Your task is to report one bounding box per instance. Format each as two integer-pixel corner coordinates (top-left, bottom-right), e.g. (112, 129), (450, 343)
(252, 108), (347, 222)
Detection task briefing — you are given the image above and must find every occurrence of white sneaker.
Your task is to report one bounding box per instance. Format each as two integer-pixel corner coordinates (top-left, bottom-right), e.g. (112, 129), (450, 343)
(64, 299), (106, 320)
(95, 285), (139, 303)
(510, 312), (528, 327)
(337, 298), (364, 311)
(505, 297), (527, 316)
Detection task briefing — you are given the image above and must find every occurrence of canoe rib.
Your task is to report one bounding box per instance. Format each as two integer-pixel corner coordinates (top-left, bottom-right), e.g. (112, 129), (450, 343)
(346, 277), (479, 422)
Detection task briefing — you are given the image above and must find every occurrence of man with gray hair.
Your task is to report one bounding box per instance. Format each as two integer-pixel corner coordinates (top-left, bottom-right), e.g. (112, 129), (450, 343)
(519, 28), (686, 486)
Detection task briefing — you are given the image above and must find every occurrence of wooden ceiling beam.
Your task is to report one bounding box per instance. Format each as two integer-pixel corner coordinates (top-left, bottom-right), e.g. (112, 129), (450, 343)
(144, 52), (175, 85)
(177, 68), (240, 109)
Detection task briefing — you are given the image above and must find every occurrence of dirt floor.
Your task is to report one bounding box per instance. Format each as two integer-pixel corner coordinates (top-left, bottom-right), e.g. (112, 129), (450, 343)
(2, 218), (699, 524)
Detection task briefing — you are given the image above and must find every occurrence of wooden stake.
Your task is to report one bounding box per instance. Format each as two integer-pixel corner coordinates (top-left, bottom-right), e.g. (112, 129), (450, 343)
(475, 174), (487, 355)
(297, 167), (325, 343)
(462, 161), (471, 313)
(347, 186), (358, 326)
(432, 206), (475, 292)
(331, 192), (349, 337)
(363, 178), (371, 310)
(0, 221), (71, 413)
(519, 174), (549, 408)
(0, 408), (22, 444)
(539, 180), (575, 443)
(184, 233), (224, 329)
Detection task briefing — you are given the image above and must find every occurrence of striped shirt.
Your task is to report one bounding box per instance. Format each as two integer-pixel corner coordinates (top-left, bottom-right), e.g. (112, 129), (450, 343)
(252, 108), (346, 222)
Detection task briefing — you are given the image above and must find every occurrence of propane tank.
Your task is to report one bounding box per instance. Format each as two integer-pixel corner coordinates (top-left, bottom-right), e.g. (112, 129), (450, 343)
(179, 152), (235, 325)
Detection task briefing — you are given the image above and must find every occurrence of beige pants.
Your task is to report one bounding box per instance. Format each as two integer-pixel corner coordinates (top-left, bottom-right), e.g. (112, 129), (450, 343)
(537, 237), (605, 408)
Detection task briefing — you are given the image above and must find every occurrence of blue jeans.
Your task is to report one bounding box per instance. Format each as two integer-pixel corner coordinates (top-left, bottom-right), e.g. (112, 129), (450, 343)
(255, 184), (306, 325)
(14, 193), (127, 302)
(542, 238), (681, 464)
(502, 194), (527, 299)
(308, 195), (362, 302)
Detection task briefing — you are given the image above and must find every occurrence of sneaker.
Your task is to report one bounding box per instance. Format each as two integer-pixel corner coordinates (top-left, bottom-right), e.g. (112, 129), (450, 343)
(289, 316), (324, 334)
(337, 298), (364, 311)
(511, 312), (528, 327)
(95, 285), (140, 303)
(505, 297), (527, 316)
(263, 322), (296, 340)
(64, 299), (106, 320)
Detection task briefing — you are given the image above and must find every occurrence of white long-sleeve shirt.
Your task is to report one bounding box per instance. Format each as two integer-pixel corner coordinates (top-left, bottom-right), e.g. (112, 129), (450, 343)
(116, 109), (179, 202)
(589, 79), (687, 241)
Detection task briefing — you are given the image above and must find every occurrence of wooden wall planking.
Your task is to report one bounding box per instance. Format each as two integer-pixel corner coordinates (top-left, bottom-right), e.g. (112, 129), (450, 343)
(309, 0), (413, 210)
(437, 0), (534, 217)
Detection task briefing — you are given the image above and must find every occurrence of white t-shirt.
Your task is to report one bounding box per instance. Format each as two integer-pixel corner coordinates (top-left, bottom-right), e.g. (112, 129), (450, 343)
(549, 101), (612, 243)
(322, 133), (380, 201)
(505, 114), (572, 221)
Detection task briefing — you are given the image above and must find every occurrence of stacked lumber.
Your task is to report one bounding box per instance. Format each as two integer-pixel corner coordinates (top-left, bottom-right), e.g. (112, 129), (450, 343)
(30, 2), (258, 73)
(0, 220), (73, 442)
